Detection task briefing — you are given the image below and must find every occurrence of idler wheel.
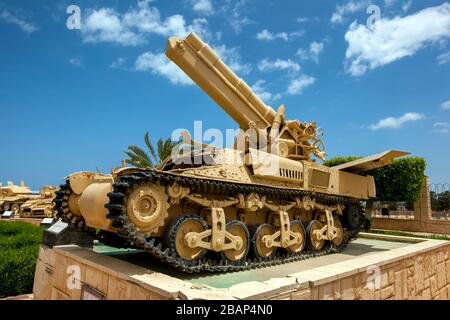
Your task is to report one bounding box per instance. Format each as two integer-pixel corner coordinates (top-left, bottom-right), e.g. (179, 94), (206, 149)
(306, 220), (325, 251)
(168, 215), (209, 261)
(220, 221), (250, 262)
(252, 224), (277, 259)
(287, 220), (306, 254)
(343, 204), (361, 230)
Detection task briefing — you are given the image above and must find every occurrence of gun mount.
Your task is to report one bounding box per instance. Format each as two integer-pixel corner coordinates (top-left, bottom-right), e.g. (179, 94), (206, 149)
(166, 32), (326, 161)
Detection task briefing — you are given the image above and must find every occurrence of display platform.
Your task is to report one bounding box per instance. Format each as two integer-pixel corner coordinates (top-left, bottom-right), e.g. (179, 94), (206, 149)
(33, 233), (450, 300)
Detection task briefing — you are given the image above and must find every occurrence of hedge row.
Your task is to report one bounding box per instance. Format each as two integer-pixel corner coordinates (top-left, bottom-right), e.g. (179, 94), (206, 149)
(0, 221), (42, 298)
(323, 156), (426, 202)
(322, 156), (362, 168)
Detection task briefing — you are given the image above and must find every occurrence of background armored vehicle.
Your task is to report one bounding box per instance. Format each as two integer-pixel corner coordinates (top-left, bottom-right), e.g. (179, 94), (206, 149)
(0, 181), (38, 215)
(54, 32), (409, 272)
(20, 186), (58, 218)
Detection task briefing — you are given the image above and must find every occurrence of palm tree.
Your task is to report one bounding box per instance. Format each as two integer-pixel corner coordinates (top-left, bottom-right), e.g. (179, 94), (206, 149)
(124, 132), (177, 168)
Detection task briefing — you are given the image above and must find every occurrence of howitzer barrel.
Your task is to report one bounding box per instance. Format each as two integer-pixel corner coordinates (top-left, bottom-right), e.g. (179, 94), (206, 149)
(166, 32), (276, 130)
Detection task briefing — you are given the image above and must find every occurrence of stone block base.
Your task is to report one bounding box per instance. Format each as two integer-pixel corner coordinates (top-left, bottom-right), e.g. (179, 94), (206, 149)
(33, 234), (450, 300)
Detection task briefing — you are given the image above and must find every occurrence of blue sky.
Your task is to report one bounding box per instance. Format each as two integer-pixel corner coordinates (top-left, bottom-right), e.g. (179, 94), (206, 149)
(0, 0), (449, 190)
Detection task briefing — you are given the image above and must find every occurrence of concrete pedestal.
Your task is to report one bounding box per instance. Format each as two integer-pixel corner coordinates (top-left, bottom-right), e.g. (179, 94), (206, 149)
(33, 233), (450, 300)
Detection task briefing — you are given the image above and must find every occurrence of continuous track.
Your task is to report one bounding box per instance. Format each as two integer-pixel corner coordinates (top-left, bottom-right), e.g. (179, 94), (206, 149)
(54, 170), (365, 273)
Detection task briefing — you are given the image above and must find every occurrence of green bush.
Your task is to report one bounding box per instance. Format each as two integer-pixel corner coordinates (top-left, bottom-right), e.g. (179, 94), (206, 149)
(363, 217), (372, 231)
(323, 156), (362, 167)
(431, 191), (450, 211)
(367, 157), (426, 202)
(324, 156), (426, 202)
(0, 221), (42, 298)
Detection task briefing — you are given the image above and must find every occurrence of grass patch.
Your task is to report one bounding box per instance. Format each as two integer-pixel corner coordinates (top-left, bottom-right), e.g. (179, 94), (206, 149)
(0, 221), (43, 298)
(366, 229), (450, 241)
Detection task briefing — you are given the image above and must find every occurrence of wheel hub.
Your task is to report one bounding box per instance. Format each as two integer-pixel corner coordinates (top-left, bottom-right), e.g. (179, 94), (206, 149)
(137, 196), (157, 217)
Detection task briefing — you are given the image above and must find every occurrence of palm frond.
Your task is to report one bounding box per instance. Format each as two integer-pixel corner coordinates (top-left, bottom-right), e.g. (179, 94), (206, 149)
(124, 151), (141, 163)
(124, 133), (177, 168)
(157, 138), (164, 160)
(161, 139), (175, 160)
(144, 132), (157, 163)
(126, 145), (153, 168)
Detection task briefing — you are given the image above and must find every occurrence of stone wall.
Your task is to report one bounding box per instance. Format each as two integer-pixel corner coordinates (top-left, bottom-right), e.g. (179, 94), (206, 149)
(33, 236), (450, 300)
(33, 245), (171, 300)
(268, 238), (450, 300)
(371, 177), (450, 235)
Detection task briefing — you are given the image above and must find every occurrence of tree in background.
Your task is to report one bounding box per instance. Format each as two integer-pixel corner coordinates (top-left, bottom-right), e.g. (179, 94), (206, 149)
(431, 191), (450, 211)
(323, 156), (426, 202)
(124, 132), (177, 168)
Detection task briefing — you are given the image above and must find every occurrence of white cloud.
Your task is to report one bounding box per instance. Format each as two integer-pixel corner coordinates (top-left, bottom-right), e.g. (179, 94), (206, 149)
(402, 0), (412, 12)
(344, 3), (450, 76)
(384, 0), (397, 7)
(82, 8), (143, 46)
(258, 58), (301, 73)
(110, 57), (126, 68)
(369, 112), (424, 130)
(256, 29), (288, 41)
(256, 29), (304, 41)
(437, 51), (450, 65)
(287, 75), (316, 95)
(433, 122), (450, 133)
(191, 0), (214, 15)
(135, 52), (193, 86)
(297, 16), (319, 23)
(298, 41), (325, 63)
(213, 44), (251, 75)
(297, 17), (310, 23)
(441, 100), (450, 110)
(0, 10), (38, 34)
(251, 80), (281, 103)
(69, 57), (82, 67)
(81, 1), (210, 46)
(331, 1), (368, 25)
(222, 0), (253, 34)
(229, 16), (252, 34)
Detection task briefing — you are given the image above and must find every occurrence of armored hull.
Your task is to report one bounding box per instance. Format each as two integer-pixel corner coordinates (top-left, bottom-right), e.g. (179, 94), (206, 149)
(0, 181), (37, 215)
(54, 150), (404, 272)
(20, 186), (57, 218)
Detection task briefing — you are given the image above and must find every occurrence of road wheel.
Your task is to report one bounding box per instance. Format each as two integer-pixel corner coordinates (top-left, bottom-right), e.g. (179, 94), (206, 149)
(252, 224), (277, 259)
(306, 220), (325, 251)
(11, 203), (20, 214)
(167, 214), (209, 261)
(220, 220), (250, 262)
(287, 220), (306, 254)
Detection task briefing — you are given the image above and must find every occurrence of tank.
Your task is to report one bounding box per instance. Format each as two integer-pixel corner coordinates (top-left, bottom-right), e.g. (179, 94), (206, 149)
(54, 32), (409, 272)
(20, 186), (58, 218)
(0, 181), (38, 215)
